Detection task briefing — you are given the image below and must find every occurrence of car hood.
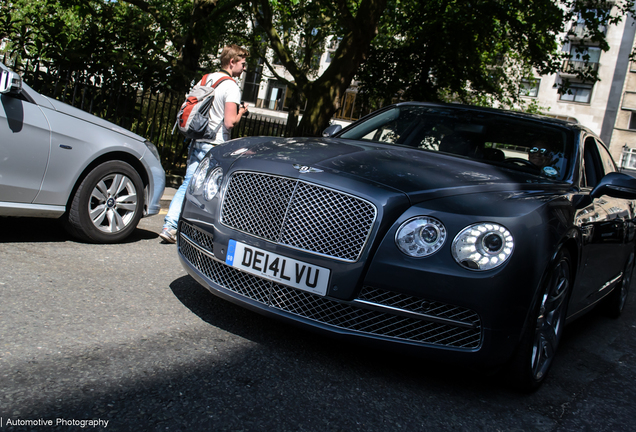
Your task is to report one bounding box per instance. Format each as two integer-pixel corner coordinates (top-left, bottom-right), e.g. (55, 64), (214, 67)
(42, 95), (146, 142)
(219, 137), (569, 203)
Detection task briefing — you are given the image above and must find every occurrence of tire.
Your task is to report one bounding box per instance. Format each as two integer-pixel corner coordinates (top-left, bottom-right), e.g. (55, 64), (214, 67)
(505, 249), (572, 392)
(65, 161), (144, 243)
(603, 250), (634, 318)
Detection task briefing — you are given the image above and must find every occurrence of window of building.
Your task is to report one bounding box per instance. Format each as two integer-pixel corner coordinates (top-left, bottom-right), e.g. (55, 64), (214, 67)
(560, 84), (593, 103)
(629, 112), (636, 130)
(520, 79), (540, 97)
(265, 81), (287, 111)
(570, 45), (601, 63)
(621, 146), (636, 169)
(561, 45), (601, 75)
(571, 9), (608, 38)
(241, 61), (263, 104)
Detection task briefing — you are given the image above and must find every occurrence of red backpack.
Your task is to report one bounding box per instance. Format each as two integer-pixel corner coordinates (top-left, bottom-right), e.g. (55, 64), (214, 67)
(174, 74), (235, 140)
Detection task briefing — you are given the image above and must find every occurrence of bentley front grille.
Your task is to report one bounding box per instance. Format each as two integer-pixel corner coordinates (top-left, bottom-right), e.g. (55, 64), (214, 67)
(179, 221), (482, 350)
(220, 172), (377, 262)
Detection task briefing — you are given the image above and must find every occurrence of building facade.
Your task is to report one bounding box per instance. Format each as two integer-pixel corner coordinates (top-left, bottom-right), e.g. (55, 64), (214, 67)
(521, 12), (636, 167)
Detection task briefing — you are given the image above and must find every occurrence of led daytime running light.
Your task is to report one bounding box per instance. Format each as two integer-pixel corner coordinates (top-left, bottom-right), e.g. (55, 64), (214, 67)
(452, 223), (514, 271)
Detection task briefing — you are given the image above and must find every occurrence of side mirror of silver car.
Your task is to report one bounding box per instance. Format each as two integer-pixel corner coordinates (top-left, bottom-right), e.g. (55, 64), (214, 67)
(322, 124), (342, 137)
(0, 69), (23, 95)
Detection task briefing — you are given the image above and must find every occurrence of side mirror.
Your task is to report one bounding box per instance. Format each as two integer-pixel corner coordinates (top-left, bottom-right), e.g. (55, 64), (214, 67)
(0, 69), (23, 95)
(322, 124), (342, 137)
(590, 172), (636, 200)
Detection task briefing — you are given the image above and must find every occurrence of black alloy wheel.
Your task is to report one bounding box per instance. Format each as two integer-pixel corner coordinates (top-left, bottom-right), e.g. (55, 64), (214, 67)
(505, 249), (572, 392)
(604, 250), (635, 318)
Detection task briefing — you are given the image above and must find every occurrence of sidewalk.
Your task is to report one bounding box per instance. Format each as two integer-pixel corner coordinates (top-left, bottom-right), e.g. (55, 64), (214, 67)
(160, 186), (177, 210)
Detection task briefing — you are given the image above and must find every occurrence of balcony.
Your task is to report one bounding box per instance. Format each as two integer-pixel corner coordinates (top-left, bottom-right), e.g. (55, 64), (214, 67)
(569, 23), (607, 40)
(560, 60), (600, 77)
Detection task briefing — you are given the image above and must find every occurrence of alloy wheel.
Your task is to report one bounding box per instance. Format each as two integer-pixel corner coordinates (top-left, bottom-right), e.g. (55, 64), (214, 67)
(531, 256), (570, 381)
(88, 173), (139, 233)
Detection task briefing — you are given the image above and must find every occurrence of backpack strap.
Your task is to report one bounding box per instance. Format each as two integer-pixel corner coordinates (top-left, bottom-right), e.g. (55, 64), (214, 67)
(200, 73), (211, 86)
(211, 75), (235, 88)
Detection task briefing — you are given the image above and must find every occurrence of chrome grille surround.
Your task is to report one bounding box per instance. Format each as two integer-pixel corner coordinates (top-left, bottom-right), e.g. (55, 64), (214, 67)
(220, 172), (377, 262)
(179, 220), (482, 350)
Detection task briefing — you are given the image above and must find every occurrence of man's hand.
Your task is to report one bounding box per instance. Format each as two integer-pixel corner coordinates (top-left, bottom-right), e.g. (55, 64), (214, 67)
(240, 102), (250, 117)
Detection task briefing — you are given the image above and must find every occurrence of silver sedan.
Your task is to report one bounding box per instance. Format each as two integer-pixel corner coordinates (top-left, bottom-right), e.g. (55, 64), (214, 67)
(0, 63), (165, 243)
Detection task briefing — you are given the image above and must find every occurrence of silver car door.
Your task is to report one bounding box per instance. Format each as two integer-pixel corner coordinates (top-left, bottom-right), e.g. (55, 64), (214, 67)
(0, 92), (51, 203)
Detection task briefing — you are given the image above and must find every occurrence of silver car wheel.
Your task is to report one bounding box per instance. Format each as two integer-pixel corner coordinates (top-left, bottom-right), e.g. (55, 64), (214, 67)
(89, 173), (138, 233)
(65, 160), (144, 243)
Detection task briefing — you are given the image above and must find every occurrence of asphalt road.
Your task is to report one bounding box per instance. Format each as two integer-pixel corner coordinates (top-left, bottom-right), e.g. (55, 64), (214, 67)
(1, 206), (636, 432)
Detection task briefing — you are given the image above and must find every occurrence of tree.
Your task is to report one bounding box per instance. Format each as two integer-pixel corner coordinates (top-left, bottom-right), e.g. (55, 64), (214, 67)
(358, 0), (636, 109)
(2, 0), (250, 93)
(119, 0), (250, 92)
(251, 0), (388, 136)
(252, 0), (635, 134)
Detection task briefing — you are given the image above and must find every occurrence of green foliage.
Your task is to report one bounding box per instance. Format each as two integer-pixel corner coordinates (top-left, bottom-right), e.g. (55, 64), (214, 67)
(356, 0), (635, 108)
(1, 0), (250, 172)
(356, 0), (562, 107)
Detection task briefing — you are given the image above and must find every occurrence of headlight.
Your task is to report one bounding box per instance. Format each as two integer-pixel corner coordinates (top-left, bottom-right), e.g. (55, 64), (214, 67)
(203, 167), (223, 201)
(395, 216), (447, 257)
(452, 223), (514, 271)
(189, 157), (210, 194)
(143, 140), (161, 161)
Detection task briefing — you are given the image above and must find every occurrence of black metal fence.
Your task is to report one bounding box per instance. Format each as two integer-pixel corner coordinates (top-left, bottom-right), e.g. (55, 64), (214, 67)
(5, 58), (293, 176)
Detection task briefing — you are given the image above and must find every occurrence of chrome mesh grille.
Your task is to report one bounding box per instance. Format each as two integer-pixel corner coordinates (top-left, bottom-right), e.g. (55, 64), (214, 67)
(180, 222), (215, 253)
(221, 172), (296, 241)
(220, 172), (376, 262)
(357, 287), (481, 327)
(179, 221), (482, 350)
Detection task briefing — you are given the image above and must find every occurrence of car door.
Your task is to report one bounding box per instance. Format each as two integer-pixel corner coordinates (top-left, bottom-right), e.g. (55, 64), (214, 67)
(573, 136), (634, 310)
(0, 91), (51, 203)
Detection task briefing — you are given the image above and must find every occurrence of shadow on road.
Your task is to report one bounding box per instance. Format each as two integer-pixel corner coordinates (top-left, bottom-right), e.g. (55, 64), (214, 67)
(169, 275), (498, 389)
(5, 275), (634, 431)
(0, 216), (158, 243)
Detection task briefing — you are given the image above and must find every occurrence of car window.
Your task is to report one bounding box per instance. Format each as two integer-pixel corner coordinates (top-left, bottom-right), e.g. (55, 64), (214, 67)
(596, 140), (617, 175)
(582, 136), (605, 188)
(339, 105), (573, 180)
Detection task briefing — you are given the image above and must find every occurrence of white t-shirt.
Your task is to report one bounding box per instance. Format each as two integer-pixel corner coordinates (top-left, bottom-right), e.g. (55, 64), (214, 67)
(197, 72), (241, 143)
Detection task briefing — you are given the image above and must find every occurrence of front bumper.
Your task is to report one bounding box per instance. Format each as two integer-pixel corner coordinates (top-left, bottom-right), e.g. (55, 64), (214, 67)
(144, 163), (165, 217)
(177, 219), (520, 365)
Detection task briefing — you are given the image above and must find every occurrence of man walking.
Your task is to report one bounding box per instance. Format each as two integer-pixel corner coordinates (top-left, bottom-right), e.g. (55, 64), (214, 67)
(160, 45), (249, 243)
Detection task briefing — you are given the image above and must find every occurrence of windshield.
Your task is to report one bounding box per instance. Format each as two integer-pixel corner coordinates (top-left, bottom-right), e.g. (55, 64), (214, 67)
(339, 105), (573, 181)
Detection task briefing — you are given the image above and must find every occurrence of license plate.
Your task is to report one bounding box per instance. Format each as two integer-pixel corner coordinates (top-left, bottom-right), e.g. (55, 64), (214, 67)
(225, 240), (330, 296)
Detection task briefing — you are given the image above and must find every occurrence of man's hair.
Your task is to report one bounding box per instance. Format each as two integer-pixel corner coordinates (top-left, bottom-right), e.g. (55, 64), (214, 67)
(220, 45), (249, 68)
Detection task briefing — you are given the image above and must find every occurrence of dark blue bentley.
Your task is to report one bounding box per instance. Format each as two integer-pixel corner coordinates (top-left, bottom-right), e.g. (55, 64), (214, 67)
(177, 102), (636, 391)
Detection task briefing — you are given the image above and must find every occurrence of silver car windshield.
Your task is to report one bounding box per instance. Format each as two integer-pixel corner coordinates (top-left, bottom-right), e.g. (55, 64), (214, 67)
(339, 105), (572, 181)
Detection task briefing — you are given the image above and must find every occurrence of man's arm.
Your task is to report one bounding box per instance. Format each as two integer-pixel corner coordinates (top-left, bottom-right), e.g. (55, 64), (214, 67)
(224, 102), (249, 129)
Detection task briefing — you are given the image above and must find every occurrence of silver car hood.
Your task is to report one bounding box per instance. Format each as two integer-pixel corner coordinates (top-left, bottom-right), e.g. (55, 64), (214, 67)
(42, 95), (146, 142)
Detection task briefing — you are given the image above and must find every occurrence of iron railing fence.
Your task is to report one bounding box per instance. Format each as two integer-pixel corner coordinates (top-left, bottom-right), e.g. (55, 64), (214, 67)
(4, 58), (301, 176)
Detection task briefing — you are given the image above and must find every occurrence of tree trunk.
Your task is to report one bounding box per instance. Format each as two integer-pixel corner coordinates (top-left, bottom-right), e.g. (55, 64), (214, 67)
(295, 0), (388, 136)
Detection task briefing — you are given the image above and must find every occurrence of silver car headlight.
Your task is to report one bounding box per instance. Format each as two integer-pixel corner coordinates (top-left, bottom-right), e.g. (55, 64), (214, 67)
(452, 223), (514, 271)
(395, 216), (447, 257)
(144, 140), (161, 161)
(189, 157), (211, 194)
(203, 167), (223, 201)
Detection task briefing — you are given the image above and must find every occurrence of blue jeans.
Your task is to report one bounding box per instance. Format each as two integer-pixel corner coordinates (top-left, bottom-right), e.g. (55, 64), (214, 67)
(163, 141), (214, 230)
